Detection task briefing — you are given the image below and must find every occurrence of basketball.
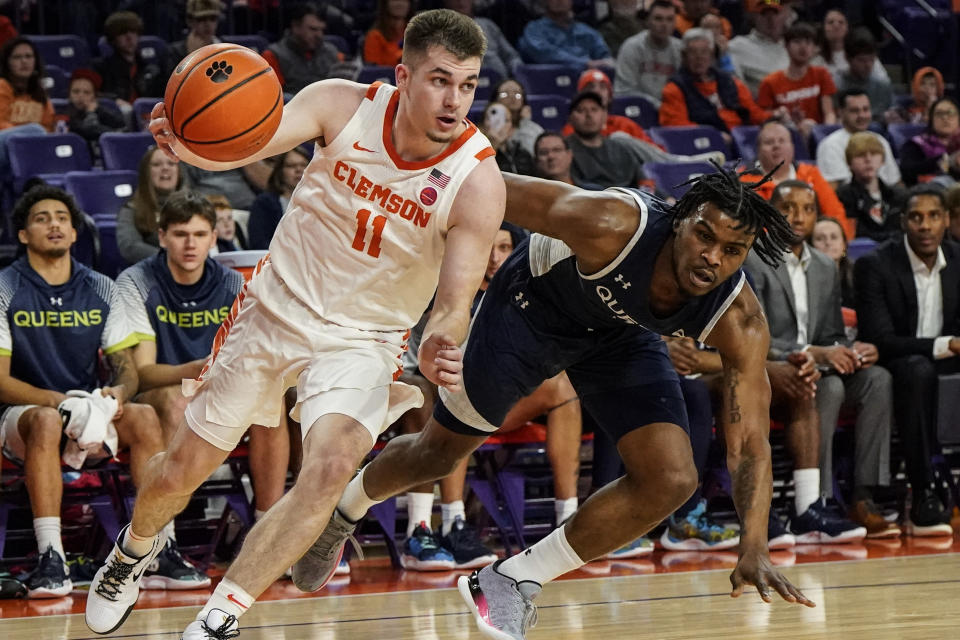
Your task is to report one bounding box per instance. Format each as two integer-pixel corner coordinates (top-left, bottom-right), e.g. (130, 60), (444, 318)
(163, 43), (283, 162)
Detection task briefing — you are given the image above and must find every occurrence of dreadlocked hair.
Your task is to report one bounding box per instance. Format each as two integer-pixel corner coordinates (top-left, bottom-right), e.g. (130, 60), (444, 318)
(670, 159), (798, 267)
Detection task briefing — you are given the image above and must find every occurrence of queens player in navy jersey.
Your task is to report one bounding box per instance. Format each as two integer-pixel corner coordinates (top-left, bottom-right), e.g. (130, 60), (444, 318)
(303, 163), (817, 639)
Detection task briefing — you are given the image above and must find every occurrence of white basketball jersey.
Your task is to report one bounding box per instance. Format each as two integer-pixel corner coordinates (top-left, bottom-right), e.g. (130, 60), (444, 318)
(269, 82), (495, 331)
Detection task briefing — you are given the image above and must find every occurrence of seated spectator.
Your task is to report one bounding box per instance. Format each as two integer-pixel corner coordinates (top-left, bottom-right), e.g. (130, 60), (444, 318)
(490, 77), (543, 156)
(614, 0), (682, 107)
(816, 88), (901, 188)
(811, 217), (855, 307)
(947, 184), (960, 243)
(182, 155), (270, 210)
(0, 185), (167, 598)
(565, 91), (647, 189)
(834, 28), (893, 122)
(363, 0), (411, 66)
(480, 102), (535, 175)
(118, 191), (291, 544)
(247, 148), (308, 250)
(836, 131), (907, 241)
(813, 8), (890, 85)
(517, 0), (613, 67)
(566, 69), (662, 147)
(96, 11), (164, 107)
(660, 29), (776, 141)
(443, 0), (522, 78)
(534, 131), (576, 184)
(0, 37), (54, 179)
(893, 67), (945, 126)
(205, 193), (246, 253)
(596, 0), (644, 57)
(854, 186), (959, 536)
(65, 69), (127, 156)
(728, 0), (791, 95)
(744, 120), (851, 237)
(699, 12), (737, 76)
(748, 180), (898, 538)
(117, 146), (187, 264)
(899, 98), (960, 188)
(263, 2), (352, 96)
(166, 0), (224, 75)
(675, 0), (732, 39)
(757, 22), (836, 139)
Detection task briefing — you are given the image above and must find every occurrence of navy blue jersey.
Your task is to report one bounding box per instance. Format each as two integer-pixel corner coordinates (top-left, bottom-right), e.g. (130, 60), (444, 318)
(523, 188), (745, 341)
(116, 253), (244, 365)
(0, 256), (136, 393)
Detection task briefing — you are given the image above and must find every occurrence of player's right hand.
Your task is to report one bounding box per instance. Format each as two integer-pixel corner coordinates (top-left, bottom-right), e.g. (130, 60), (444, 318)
(419, 333), (463, 393)
(149, 102), (181, 162)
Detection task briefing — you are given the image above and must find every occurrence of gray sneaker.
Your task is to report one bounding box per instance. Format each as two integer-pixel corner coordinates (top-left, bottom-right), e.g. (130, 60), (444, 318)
(457, 560), (540, 640)
(291, 509), (362, 592)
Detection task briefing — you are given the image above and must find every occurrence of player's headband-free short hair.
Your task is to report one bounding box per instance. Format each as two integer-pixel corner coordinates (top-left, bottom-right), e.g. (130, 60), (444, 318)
(158, 190), (217, 230)
(12, 184), (84, 233)
(402, 9), (487, 67)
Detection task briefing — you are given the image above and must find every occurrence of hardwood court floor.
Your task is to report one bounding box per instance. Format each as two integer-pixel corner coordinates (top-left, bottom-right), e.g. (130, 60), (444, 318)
(2, 539), (959, 639)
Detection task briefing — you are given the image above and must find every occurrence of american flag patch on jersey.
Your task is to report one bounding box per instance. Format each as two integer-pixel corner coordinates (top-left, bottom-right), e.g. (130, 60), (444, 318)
(428, 168), (450, 189)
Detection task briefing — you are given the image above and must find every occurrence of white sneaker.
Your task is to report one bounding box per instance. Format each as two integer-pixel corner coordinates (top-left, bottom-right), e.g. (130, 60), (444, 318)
(182, 608), (240, 639)
(85, 524), (165, 634)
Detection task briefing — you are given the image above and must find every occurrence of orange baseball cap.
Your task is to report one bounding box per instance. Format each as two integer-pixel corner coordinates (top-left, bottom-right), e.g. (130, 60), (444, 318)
(577, 69), (612, 92)
(746, 0), (786, 12)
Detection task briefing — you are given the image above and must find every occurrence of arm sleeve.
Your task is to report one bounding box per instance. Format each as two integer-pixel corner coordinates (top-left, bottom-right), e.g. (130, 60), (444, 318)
(100, 276), (138, 354)
(658, 82), (693, 126)
(116, 204), (160, 264)
(114, 268), (155, 342)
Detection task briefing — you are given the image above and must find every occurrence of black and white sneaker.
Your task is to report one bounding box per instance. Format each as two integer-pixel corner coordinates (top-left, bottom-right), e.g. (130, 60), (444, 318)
(0, 572), (27, 599)
(142, 540), (211, 590)
(442, 516), (499, 570)
(25, 547), (72, 598)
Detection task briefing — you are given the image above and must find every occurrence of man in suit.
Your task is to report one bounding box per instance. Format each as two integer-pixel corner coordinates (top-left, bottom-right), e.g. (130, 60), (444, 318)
(854, 185), (958, 536)
(746, 179), (894, 539)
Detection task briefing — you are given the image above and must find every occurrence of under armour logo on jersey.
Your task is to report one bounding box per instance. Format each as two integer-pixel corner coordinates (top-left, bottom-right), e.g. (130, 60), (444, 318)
(180, 301), (198, 307)
(50, 297), (63, 306)
(672, 329), (685, 337)
(615, 274), (631, 290)
(515, 292), (529, 309)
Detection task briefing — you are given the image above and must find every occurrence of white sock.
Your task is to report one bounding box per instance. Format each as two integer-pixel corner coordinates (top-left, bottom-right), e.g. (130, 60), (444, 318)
(793, 468), (821, 515)
(406, 492), (435, 538)
(122, 525), (157, 557)
(254, 509), (267, 521)
(34, 517), (65, 562)
(555, 497), (578, 526)
(162, 521), (176, 544)
(338, 467), (380, 523)
(199, 577), (254, 621)
(441, 500), (465, 537)
(498, 525), (584, 586)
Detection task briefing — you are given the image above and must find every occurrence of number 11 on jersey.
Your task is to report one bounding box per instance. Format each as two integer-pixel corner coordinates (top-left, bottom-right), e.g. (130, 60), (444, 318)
(352, 208), (386, 258)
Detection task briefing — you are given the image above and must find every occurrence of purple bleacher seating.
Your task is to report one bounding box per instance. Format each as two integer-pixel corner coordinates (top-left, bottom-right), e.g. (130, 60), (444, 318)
(41, 63), (69, 99)
(97, 34), (169, 66)
(526, 94), (569, 131)
(847, 237), (878, 262)
(65, 170), (137, 219)
(357, 65), (395, 85)
(515, 64), (581, 99)
(643, 161), (717, 199)
(649, 125), (729, 157)
(810, 123), (842, 152)
(887, 122), (926, 155)
(29, 35), (90, 71)
(51, 97), (69, 116)
(100, 131), (154, 171)
(609, 94), (658, 129)
(7, 133), (92, 193)
(475, 67), (503, 103)
(71, 211), (101, 270)
(92, 218), (127, 279)
(324, 34), (350, 55)
(731, 125), (810, 164)
(132, 97), (161, 131)
(221, 34), (270, 53)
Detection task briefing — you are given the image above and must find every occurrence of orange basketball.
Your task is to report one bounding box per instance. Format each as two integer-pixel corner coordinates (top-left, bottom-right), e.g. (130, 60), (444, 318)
(164, 43), (283, 162)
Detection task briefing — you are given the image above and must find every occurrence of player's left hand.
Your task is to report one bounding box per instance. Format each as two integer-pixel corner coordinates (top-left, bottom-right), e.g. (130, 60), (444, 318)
(100, 386), (125, 421)
(419, 333), (464, 393)
(730, 548), (816, 607)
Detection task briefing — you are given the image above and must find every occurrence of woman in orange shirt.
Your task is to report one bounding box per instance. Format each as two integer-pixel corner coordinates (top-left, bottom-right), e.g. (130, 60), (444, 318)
(363, 0), (413, 66)
(0, 37), (54, 181)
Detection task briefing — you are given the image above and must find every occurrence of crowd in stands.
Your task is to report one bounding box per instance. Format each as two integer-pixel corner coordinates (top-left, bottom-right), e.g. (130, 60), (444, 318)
(1, 0), (960, 602)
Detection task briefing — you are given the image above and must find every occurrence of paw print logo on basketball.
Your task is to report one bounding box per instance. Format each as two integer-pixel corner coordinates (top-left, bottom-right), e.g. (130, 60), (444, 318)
(206, 60), (233, 83)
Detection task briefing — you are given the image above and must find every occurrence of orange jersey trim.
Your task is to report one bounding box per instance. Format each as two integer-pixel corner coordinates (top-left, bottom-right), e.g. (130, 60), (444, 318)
(380, 90), (479, 170)
(365, 81), (383, 101)
(475, 147), (496, 162)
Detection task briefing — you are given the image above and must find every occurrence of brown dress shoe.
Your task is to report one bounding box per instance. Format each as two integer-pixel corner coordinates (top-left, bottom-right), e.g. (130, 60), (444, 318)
(849, 499), (902, 539)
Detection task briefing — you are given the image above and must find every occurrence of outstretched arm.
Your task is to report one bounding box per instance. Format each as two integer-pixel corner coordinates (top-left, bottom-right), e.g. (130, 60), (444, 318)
(502, 173), (639, 272)
(705, 286), (815, 608)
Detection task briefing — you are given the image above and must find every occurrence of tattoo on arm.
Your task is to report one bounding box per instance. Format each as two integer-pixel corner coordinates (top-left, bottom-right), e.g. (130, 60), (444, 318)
(732, 454), (757, 518)
(107, 350), (137, 394)
(727, 367), (742, 424)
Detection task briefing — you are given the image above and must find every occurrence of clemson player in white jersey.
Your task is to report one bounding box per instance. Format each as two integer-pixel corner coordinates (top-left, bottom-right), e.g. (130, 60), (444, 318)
(85, 9), (505, 639)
